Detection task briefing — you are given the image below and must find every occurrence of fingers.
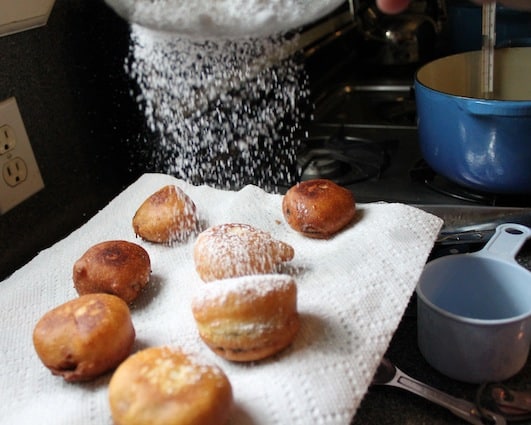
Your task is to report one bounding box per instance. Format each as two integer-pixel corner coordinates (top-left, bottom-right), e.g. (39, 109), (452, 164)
(376, 0), (531, 13)
(375, 0), (411, 14)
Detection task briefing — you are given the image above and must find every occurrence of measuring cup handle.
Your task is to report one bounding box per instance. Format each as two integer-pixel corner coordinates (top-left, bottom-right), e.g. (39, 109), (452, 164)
(479, 223), (531, 263)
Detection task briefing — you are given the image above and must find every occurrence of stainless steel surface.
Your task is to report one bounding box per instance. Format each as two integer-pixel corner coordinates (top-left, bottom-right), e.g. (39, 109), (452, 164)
(415, 205), (531, 232)
(312, 83), (417, 129)
(372, 358), (506, 425)
(413, 205), (531, 244)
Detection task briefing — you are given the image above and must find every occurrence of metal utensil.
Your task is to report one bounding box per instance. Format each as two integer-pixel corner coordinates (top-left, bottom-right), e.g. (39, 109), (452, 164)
(481, 1), (496, 98)
(476, 383), (531, 422)
(413, 205), (531, 245)
(372, 358), (506, 425)
(127, 9), (356, 120)
(491, 385), (531, 414)
(104, 0), (345, 39)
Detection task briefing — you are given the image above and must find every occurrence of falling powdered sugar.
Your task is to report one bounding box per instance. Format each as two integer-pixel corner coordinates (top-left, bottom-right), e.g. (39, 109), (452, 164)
(127, 25), (311, 191)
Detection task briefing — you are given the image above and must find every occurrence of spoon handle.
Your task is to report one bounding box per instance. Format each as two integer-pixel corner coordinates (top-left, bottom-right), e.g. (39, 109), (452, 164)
(386, 365), (506, 425)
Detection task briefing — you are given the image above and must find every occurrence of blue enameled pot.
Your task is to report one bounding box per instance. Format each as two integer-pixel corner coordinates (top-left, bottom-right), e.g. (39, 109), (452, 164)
(414, 47), (531, 195)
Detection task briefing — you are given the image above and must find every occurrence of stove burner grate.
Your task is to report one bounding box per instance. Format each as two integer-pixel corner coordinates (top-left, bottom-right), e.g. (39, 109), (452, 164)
(298, 134), (394, 186)
(312, 84), (417, 128)
(410, 160), (531, 207)
(377, 97), (417, 126)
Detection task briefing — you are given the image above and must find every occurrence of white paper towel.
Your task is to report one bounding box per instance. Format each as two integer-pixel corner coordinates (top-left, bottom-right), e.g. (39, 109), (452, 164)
(0, 173), (443, 425)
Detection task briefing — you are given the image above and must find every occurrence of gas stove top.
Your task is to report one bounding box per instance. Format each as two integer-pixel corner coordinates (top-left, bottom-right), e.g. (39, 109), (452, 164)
(289, 68), (531, 270)
(289, 13), (531, 208)
(289, 80), (531, 208)
(297, 123), (531, 207)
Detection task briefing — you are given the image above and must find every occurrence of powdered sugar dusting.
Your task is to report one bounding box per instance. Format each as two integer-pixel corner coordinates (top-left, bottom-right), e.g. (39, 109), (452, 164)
(126, 23), (311, 191)
(137, 346), (226, 393)
(192, 274), (295, 310)
(193, 223), (294, 281)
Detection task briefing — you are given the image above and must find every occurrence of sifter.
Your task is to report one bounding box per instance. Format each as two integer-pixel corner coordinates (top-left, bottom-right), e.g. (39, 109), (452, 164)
(104, 0), (346, 39)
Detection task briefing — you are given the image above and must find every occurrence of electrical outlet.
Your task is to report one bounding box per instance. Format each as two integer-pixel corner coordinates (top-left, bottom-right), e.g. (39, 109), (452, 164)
(0, 0), (56, 37)
(0, 97), (44, 214)
(0, 125), (16, 154)
(3, 157), (28, 186)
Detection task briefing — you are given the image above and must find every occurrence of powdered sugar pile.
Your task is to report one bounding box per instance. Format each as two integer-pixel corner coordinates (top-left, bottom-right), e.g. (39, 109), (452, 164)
(127, 24), (310, 191)
(106, 0), (344, 38)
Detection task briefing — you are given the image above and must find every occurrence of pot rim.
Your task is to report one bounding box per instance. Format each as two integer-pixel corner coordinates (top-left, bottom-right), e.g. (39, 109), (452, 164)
(414, 77), (531, 103)
(414, 47), (531, 102)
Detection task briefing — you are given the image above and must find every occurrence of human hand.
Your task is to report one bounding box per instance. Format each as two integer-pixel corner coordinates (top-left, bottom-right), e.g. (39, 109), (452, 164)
(376, 0), (531, 14)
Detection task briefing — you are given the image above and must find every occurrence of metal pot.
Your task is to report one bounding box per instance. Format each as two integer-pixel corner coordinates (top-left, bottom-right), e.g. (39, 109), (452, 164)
(416, 223), (531, 383)
(414, 47), (531, 194)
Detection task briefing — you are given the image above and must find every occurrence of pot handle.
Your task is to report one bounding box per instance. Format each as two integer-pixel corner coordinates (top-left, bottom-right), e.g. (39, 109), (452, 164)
(465, 100), (531, 117)
(475, 223), (531, 264)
